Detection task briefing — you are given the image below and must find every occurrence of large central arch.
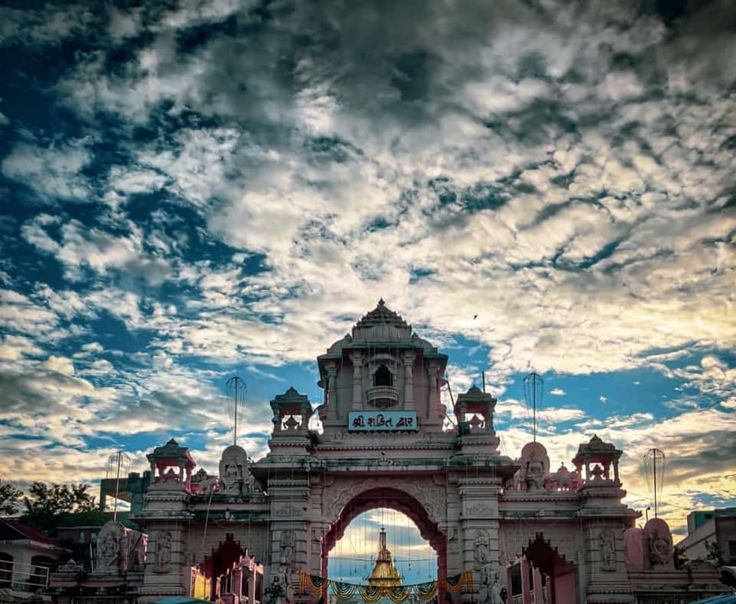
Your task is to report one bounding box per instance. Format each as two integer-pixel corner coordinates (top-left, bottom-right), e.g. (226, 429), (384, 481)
(321, 487), (447, 583)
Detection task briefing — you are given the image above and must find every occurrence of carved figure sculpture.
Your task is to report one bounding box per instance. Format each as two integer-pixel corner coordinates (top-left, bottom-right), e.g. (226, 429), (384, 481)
(162, 467), (178, 482)
(95, 522), (147, 574)
(268, 563), (291, 604)
(474, 529), (491, 565)
(599, 529), (616, 571)
(226, 463), (241, 483)
(96, 522), (121, 571)
(118, 532), (129, 572)
(132, 533), (147, 571)
(478, 565), (502, 604)
(219, 445), (255, 496)
(517, 442), (550, 492)
(154, 531), (172, 573)
(645, 518), (673, 566)
(243, 466), (258, 492)
(526, 460), (545, 490)
(280, 530), (295, 569)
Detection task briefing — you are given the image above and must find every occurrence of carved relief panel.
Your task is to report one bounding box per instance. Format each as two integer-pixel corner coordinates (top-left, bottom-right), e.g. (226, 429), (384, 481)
(599, 528), (617, 571)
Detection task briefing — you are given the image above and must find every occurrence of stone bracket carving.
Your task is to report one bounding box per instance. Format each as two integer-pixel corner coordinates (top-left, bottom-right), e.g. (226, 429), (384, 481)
(273, 503), (304, 518)
(465, 502), (494, 517)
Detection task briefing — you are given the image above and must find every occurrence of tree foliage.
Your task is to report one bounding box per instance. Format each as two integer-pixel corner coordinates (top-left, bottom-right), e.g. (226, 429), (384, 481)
(705, 539), (724, 566)
(22, 482), (99, 534)
(0, 480), (22, 515)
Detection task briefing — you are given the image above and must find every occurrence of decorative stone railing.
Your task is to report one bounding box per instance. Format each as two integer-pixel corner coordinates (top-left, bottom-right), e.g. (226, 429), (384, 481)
(365, 385), (400, 408)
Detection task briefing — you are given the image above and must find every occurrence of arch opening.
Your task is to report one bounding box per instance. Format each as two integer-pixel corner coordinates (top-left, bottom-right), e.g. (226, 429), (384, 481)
(507, 533), (577, 604)
(328, 508), (437, 586)
(322, 487), (446, 585)
(374, 365), (393, 387)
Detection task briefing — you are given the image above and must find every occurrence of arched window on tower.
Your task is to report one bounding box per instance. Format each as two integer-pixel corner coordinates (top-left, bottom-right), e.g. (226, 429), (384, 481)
(374, 365), (392, 387)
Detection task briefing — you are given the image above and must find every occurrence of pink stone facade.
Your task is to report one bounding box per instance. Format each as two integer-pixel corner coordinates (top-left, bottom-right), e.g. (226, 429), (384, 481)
(57, 302), (729, 604)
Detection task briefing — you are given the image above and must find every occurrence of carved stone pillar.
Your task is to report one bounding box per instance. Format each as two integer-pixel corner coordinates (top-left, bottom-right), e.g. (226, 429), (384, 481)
(427, 363), (439, 418)
(248, 564), (257, 604)
(402, 352), (415, 410)
(232, 567), (243, 599)
(350, 352), (363, 409)
(326, 362), (338, 421)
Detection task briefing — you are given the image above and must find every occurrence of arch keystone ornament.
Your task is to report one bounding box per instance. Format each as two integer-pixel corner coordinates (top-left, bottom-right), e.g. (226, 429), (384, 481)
(126, 302), (730, 604)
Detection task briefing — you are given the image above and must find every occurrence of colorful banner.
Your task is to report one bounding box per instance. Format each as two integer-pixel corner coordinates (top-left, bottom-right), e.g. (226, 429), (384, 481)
(299, 572), (328, 598)
(299, 570), (473, 602)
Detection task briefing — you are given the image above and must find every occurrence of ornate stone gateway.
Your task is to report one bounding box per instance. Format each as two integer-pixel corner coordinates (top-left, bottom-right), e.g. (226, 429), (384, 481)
(252, 300), (518, 603)
(115, 302), (728, 604)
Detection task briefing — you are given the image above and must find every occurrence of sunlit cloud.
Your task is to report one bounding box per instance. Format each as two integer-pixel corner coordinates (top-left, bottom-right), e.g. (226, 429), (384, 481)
(0, 0), (733, 539)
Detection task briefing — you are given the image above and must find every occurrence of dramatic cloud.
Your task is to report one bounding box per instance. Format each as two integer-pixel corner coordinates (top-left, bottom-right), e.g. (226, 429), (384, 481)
(0, 0), (733, 537)
(2, 141), (92, 202)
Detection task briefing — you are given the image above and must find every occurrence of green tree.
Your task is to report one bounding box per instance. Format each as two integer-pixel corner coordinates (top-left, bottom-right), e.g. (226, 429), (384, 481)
(22, 482), (98, 534)
(0, 480), (22, 515)
(705, 539), (723, 566)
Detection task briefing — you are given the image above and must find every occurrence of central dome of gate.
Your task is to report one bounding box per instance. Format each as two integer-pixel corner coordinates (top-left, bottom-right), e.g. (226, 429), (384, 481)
(325, 299), (437, 354)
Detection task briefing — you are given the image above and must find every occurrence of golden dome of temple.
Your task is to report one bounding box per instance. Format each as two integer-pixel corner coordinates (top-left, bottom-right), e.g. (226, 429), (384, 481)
(367, 528), (402, 588)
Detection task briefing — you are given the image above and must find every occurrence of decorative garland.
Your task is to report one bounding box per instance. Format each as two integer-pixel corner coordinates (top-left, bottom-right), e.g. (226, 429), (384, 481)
(299, 571), (473, 602)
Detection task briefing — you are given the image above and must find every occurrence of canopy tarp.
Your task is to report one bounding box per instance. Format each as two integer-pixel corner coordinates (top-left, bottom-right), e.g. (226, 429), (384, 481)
(689, 595), (736, 604)
(720, 566), (736, 588)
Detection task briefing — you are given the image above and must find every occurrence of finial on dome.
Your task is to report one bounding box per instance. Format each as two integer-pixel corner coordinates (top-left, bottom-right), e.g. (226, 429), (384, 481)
(378, 298), (385, 306)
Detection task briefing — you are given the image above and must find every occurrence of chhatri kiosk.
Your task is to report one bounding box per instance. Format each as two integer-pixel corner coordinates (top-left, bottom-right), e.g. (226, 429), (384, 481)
(66, 302), (727, 604)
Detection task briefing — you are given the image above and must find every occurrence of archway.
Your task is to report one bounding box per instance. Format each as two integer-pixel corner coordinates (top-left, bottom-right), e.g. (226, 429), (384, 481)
(329, 508), (438, 586)
(521, 534), (577, 604)
(197, 533), (262, 603)
(322, 487), (447, 586)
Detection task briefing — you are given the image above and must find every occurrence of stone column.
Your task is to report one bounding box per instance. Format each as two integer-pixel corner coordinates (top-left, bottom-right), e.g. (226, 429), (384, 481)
(458, 476), (502, 600)
(326, 362), (338, 421)
(402, 352), (415, 410)
(249, 564), (258, 604)
(268, 476), (310, 603)
(139, 522), (188, 603)
(521, 558), (532, 604)
(233, 567), (243, 601)
(427, 363), (439, 418)
(350, 352), (363, 409)
(248, 564), (257, 604)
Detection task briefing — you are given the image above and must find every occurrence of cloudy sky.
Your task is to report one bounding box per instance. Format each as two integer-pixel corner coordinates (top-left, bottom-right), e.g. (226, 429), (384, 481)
(0, 0), (734, 541)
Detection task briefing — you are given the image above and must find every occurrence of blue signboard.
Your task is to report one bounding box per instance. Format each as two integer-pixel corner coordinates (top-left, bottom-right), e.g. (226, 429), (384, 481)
(348, 411), (418, 432)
